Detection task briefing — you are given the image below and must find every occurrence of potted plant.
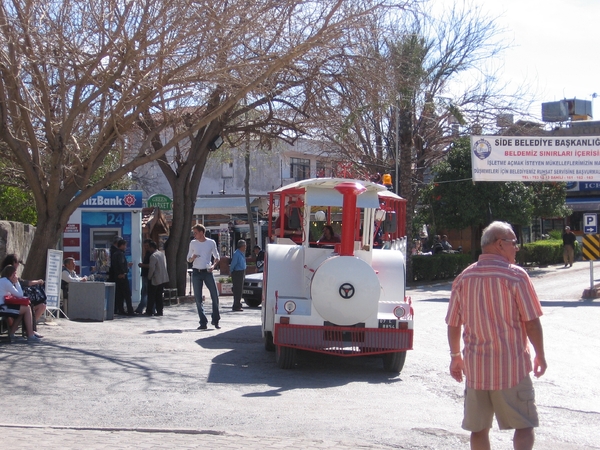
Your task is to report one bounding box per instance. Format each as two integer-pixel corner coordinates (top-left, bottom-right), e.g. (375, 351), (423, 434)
(245, 261), (257, 274)
(217, 276), (233, 295)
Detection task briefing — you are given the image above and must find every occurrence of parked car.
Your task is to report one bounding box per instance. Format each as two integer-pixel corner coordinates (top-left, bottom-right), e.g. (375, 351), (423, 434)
(242, 272), (263, 307)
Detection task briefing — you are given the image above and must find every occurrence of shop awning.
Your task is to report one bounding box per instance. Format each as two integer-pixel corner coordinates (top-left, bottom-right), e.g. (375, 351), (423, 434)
(193, 196), (268, 215)
(566, 197), (600, 212)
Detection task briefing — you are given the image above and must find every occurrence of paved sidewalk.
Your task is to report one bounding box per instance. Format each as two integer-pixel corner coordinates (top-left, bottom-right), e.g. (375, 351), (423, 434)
(1, 424), (389, 449)
(1, 274), (394, 450)
(2, 263), (594, 450)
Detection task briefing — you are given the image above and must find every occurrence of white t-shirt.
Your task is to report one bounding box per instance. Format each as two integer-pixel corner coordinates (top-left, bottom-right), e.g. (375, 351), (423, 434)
(0, 277), (23, 307)
(187, 238), (220, 270)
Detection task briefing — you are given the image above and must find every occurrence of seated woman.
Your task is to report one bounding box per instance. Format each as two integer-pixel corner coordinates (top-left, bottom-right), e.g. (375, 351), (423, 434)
(317, 225), (341, 245)
(1, 254), (45, 337)
(0, 265), (39, 343)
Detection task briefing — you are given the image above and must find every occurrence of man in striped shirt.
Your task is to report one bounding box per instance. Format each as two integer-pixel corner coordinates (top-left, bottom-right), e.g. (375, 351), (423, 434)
(446, 221), (547, 450)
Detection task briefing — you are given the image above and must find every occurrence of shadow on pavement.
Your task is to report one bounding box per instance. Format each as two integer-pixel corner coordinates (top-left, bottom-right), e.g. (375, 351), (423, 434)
(192, 325), (406, 394)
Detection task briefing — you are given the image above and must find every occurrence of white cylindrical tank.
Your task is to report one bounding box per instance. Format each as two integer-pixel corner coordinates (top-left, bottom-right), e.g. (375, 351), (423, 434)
(310, 256), (380, 326)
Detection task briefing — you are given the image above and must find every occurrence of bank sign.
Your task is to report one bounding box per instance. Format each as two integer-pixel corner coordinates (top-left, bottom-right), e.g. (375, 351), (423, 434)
(471, 136), (600, 182)
(80, 190), (143, 208)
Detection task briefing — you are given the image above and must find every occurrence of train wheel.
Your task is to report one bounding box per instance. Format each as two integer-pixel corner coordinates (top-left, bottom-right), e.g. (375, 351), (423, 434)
(264, 331), (275, 352)
(276, 345), (296, 369)
(382, 351), (407, 373)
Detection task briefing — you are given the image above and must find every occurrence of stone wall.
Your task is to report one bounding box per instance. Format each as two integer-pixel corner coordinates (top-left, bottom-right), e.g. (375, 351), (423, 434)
(0, 220), (37, 276)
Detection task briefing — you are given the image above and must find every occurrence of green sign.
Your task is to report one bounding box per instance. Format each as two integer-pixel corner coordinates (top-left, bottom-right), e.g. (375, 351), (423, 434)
(147, 194), (173, 211)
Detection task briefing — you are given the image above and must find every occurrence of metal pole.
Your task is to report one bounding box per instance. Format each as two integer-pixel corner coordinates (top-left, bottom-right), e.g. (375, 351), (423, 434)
(395, 106), (399, 195)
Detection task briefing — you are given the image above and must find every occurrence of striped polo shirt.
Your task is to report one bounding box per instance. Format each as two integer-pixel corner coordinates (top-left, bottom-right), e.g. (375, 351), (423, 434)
(446, 254), (543, 390)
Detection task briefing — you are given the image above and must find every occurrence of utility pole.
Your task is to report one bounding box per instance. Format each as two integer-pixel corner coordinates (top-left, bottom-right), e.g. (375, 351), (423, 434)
(395, 105), (399, 195)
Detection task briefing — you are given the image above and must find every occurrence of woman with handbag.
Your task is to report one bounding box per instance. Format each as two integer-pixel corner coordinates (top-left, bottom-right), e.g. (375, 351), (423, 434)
(0, 265), (40, 343)
(1, 254), (46, 336)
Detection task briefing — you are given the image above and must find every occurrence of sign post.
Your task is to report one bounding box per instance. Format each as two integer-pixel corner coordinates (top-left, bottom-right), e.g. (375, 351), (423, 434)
(584, 213), (597, 234)
(582, 222), (600, 297)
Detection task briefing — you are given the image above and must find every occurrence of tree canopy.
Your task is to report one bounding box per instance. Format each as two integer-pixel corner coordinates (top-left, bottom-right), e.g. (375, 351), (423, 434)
(0, 0), (411, 279)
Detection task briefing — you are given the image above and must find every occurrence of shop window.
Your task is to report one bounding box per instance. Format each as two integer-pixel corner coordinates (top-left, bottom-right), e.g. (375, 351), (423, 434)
(290, 157), (310, 181)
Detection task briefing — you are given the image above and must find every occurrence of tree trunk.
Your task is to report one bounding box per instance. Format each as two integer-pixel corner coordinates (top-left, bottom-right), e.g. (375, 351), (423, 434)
(165, 155), (209, 296)
(398, 105), (414, 282)
(21, 212), (65, 280)
(244, 147), (255, 250)
(470, 224), (480, 261)
(166, 178), (191, 296)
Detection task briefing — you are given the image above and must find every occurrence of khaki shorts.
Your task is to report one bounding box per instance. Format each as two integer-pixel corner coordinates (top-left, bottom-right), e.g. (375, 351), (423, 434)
(462, 375), (539, 432)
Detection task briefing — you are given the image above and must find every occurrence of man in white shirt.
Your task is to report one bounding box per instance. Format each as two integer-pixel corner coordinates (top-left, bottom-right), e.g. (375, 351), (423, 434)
(61, 257), (87, 303)
(62, 257), (87, 283)
(187, 224), (221, 329)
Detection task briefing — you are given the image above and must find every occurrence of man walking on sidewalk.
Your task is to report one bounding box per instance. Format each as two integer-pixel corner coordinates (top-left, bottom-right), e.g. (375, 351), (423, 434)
(446, 221), (547, 450)
(187, 224), (221, 329)
(562, 226), (576, 267)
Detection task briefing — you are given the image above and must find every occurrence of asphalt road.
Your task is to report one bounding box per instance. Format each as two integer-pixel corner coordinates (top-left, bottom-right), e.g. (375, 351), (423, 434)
(1, 261), (599, 449)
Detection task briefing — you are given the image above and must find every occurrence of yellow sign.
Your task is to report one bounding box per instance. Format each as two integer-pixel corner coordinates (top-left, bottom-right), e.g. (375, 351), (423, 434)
(582, 235), (600, 261)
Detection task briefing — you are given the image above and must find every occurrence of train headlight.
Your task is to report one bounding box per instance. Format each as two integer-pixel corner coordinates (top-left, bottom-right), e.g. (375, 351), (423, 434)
(284, 301), (296, 314)
(393, 305), (407, 319)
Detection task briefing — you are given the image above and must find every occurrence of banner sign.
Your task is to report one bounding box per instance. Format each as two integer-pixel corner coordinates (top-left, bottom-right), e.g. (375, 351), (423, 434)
(45, 249), (63, 310)
(471, 136), (600, 182)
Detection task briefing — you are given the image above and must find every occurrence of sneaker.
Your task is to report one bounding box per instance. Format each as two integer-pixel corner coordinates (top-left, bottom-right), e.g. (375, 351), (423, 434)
(33, 331), (44, 338)
(27, 335), (41, 343)
(198, 324), (208, 330)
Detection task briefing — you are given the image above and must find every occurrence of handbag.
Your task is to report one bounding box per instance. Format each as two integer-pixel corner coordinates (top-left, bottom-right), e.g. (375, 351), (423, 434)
(23, 285), (47, 305)
(4, 295), (31, 306)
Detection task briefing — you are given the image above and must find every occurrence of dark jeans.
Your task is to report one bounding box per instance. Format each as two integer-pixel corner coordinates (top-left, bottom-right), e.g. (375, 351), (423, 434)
(114, 278), (133, 315)
(231, 270), (245, 310)
(135, 276), (149, 313)
(147, 282), (165, 315)
(192, 269), (220, 326)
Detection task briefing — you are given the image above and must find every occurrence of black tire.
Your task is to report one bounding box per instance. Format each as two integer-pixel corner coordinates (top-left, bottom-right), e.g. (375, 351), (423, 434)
(264, 331), (275, 352)
(244, 297), (262, 308)
(276, 345), (296, 369)
(382, 351), (407, 373)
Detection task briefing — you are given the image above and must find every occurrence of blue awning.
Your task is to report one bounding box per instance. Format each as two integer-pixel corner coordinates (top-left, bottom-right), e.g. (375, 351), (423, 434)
(566, 197), (600, 212)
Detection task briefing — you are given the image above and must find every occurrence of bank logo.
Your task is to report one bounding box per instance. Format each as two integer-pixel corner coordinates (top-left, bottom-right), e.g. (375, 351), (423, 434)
(473, 138), (492, 160)
(123, 193), (137, 207)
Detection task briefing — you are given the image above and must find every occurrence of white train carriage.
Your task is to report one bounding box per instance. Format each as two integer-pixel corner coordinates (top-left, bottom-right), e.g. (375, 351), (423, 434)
(261, 178), (413, 372)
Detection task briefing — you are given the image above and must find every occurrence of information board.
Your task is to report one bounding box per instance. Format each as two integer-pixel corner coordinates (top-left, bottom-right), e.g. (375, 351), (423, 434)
(45, 249), (63, 311)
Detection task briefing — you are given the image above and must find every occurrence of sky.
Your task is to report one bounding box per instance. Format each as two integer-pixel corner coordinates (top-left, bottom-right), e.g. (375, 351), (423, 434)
(472, 0), (600, 121)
